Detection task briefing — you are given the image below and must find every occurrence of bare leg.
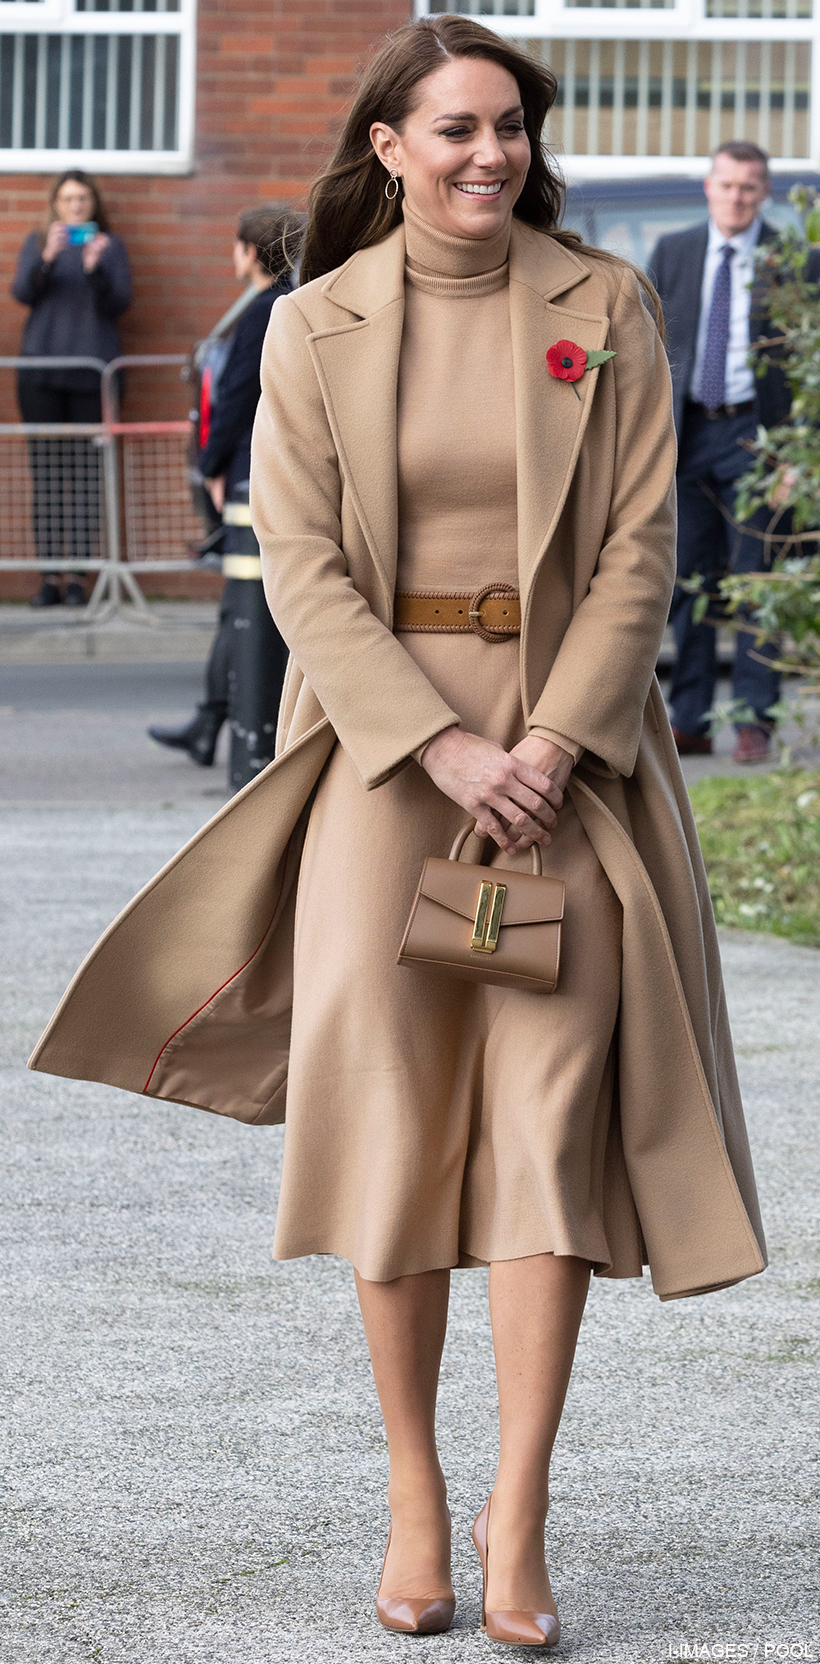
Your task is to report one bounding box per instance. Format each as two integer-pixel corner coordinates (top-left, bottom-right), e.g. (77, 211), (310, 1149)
(486, 1253), (590, 1613)
(355, 1268), (454, 1601)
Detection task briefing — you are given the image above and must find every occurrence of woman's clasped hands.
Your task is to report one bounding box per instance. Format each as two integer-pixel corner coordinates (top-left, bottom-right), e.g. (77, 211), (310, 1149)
(420, 726), (574, 854)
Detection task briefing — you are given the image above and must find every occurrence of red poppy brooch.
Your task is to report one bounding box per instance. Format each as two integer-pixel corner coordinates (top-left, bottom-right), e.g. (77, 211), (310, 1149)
(547, 339), (616, 399)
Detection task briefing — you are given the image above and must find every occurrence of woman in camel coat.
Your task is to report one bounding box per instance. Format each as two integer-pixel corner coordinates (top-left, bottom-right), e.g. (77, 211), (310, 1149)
(31, 15), (766, 1648)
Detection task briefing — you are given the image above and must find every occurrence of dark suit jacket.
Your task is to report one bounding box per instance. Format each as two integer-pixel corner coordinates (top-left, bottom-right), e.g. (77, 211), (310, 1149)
(648, 218), (810, 438)
(199, 279), (290, 497)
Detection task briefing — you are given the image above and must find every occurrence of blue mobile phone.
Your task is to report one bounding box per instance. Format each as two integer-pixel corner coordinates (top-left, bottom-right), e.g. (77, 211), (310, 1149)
(67, 222), (98, 246)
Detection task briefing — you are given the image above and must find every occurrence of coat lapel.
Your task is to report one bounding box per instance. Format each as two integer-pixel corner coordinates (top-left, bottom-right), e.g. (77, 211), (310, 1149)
(307, 221), (613, 616)
(679, 220), (709, 344)
(509, 224), (609, 604)
(306, 228), (405, 613)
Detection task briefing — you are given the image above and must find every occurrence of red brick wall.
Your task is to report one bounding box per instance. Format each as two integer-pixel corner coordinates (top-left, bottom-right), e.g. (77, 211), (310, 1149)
(0, 0), (409, 597)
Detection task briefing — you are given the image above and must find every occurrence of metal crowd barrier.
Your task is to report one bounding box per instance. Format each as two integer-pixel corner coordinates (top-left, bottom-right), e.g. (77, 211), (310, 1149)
(0, 355), (204, 620)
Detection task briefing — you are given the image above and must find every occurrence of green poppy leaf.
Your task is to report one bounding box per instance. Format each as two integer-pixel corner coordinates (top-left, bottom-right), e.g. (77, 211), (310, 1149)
(584, 349), (617, 368)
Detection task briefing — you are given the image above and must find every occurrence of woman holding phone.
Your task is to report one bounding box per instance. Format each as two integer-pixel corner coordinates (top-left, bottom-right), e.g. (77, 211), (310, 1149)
(12, 170), (132, 608)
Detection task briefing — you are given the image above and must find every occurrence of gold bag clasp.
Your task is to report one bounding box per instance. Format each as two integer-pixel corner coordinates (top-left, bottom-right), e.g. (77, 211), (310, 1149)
(470, 882), (507, 953)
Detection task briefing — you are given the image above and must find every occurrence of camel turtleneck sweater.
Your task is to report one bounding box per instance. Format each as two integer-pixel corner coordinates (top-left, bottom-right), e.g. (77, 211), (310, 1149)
(397, 202), (517, 591)
(397, 202), (581, 764)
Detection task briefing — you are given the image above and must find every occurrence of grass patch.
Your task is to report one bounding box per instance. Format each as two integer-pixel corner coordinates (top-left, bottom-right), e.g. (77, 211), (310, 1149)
(688, 770), (820, 946)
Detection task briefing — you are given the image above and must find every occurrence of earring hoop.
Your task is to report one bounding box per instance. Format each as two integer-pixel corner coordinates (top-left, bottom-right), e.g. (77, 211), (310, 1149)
(384, 170), (400, 201)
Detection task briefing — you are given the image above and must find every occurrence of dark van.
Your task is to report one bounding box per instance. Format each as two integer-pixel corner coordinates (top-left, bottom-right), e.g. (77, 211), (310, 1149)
(561, 171), (820, 269)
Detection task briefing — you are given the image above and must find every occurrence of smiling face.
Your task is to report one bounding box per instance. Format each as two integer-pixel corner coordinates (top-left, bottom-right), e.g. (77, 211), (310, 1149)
(369, 56), (531, 241)
(53, 181), (95, 225)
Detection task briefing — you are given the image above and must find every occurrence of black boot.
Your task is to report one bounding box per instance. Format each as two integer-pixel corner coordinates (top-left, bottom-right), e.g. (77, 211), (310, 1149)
(30, 581), (62, 609)
(148, 705), (225, 766)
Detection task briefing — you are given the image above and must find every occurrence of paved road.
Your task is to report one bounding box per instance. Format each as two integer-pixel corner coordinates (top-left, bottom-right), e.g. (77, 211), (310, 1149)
(1, 658), (803, 811)
(0, 661), (230, 809)
(0, 601), (218, 667)
(1, 654), (819, 1664)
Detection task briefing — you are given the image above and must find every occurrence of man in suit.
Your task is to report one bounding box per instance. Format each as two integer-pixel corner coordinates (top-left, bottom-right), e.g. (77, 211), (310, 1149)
(649, 141), (794, 763)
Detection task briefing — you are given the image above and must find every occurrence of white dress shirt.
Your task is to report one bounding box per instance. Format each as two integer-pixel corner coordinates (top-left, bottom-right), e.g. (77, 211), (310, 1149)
(690, 215), (761, 406)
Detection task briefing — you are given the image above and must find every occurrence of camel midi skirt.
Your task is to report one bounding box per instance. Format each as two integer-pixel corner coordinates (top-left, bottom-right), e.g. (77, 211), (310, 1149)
(273, 220), (626, 1282)
(273, 625), (624, 1283)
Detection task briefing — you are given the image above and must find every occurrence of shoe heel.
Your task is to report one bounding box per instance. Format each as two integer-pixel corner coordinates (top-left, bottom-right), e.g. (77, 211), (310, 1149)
(375, 1523), (456, 1636)
(471, 1494), (561, 1649)
(472, 1497), (490, 1630)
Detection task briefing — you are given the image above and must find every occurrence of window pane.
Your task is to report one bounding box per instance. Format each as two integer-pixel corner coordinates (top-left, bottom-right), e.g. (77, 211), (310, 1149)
(564, 1), (676, 10)
(74, 1), (182, 13)
(0, 29), (181, 151)
(706, 0), (812, 16)
(428, 0), (536, 16)
(521, 36), (812, 158)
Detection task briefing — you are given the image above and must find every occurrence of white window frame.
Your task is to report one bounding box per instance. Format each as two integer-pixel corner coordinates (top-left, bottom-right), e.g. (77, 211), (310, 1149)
(416, 0), (820, 175)
(0, 0), (196, 173)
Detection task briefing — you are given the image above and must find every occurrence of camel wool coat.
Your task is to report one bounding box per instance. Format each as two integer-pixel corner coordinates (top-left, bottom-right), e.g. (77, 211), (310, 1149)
(29, 221), (767, 1302)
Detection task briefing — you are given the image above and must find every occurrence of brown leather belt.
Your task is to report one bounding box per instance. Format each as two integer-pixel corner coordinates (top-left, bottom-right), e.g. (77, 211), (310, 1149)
(394, 584), (521, 642)
(687, 398), (756, 421)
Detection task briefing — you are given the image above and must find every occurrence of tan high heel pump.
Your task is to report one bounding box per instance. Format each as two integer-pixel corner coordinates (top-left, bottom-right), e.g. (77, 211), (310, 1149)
(472, 1497), (560, 1648)
(375, 1525), (456, 1635)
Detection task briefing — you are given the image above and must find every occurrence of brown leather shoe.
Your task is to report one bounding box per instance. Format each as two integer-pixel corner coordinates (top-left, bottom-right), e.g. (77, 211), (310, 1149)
(375, 1525), (456, 1635)
(472, 1497), (560, 1648)
(733, 725), (772, 764)
(671, 726), (713, 756)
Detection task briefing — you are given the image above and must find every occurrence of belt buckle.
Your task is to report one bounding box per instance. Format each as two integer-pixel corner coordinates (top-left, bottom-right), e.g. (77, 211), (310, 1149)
(468, 582), (516, 643)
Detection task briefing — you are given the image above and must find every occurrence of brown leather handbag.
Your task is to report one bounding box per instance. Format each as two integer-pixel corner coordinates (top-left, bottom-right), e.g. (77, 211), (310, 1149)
(398, 823), (565, 993)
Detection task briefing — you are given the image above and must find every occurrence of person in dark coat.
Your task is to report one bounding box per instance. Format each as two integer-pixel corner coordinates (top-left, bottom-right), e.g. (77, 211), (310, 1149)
(149, 207), (298, 794)
(649, 141), (818, 764)
(11, 170), (132, 609)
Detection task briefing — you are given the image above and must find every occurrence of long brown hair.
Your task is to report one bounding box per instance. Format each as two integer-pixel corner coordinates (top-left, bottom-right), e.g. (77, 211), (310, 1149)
(300, 14), (662, 329)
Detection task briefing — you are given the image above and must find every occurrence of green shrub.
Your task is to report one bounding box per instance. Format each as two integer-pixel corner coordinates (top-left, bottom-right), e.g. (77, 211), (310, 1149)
(684, 187), (820, 747)
(689, 771), (820, 945)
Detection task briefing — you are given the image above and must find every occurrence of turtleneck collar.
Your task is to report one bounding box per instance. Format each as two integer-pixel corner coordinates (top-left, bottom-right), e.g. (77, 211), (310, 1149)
(402, 200), (511, 281)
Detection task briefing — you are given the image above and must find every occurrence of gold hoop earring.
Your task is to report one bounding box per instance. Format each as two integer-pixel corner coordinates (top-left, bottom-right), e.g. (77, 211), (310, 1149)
(384, 170), (400, 201)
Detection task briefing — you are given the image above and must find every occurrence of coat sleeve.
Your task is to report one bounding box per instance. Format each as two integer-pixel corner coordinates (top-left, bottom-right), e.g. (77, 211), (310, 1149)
(199, 293), (275, 481)
(85, 236), (132, 319)
(526, 267), (678, 778)
(11, 233), (49, 306)
(250, 294), (460, 789)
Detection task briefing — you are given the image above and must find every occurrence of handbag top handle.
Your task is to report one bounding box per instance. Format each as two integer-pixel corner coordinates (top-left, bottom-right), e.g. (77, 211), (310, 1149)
(449, 820), (542, 876)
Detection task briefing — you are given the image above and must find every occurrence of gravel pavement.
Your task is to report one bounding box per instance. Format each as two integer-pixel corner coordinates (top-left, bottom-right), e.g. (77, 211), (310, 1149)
(1, 652), (819, 1664)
